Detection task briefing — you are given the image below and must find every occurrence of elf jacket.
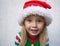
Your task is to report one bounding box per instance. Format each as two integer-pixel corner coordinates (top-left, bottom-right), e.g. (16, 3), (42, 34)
(15, 32), (49, 46)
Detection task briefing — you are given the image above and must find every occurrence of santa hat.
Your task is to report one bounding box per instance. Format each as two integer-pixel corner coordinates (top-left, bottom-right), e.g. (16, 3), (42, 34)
(19, 0), (52, 26)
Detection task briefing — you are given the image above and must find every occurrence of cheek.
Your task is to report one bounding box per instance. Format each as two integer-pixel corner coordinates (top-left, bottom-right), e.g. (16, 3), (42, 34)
(24, 23), (31, 31)
(38, 23), (45, 30)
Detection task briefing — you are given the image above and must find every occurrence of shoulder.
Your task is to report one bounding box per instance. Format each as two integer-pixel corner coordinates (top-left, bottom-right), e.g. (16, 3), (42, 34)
(15, 32), (21, 46)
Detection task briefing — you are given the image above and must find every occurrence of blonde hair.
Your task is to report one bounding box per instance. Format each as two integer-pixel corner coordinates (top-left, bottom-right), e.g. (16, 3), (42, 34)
(20, 25), (47, 46)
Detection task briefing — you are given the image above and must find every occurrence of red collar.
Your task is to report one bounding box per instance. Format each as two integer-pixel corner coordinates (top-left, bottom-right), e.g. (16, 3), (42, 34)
(28, 35), (39, 44)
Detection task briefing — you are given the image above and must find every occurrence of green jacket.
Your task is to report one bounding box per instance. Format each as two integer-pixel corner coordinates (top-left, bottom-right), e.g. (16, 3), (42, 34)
(15, 32), (49, 46)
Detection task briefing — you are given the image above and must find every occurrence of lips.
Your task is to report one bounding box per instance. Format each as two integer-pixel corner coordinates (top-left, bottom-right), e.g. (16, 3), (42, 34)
(31, 30), (38, 31)
(31, 30), (38, 34)
(30, 29), (38, 33)
(31, 28), (38, 31)
(27, 29), (40, 36)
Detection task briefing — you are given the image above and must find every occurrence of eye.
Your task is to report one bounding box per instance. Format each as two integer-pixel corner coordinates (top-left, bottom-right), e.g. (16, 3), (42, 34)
(26, 19), (32, 22)
(37, 19), (42, 22)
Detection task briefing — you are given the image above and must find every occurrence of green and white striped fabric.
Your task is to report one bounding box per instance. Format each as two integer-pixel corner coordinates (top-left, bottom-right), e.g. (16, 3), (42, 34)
(15, 32), (21, 46)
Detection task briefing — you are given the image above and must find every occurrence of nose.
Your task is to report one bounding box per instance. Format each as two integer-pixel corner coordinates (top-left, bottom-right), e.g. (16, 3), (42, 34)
(32, 21), (37, 28)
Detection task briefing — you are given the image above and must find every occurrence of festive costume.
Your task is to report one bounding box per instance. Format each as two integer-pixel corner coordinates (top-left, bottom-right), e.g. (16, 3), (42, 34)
(15, 0), (52, 46)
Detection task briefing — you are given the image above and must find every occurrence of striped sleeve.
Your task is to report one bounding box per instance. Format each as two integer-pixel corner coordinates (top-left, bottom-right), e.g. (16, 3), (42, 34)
(45, 36), (49, 46)
(15, 32), (21, 46)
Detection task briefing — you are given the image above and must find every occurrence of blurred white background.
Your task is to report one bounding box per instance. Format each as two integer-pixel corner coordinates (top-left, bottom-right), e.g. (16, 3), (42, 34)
(0, 0), (60, 46)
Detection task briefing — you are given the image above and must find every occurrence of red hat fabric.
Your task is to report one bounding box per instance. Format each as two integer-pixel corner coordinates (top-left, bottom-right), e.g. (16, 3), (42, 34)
(19, 0), (52, 26)
(23, 0), (51, 9)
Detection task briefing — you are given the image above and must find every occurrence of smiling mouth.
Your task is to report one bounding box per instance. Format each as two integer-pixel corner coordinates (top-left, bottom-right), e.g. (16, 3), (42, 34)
(30, 30), (38, 34)
(30, 29), (38, 32)
(31, 29), (38, 31)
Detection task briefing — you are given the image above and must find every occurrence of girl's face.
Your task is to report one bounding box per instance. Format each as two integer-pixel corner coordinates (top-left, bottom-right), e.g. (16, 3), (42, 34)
(24, 15), (46, 37)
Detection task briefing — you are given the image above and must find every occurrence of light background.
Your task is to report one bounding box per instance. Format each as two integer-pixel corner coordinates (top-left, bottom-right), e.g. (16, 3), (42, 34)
(0, 0), (60, 46)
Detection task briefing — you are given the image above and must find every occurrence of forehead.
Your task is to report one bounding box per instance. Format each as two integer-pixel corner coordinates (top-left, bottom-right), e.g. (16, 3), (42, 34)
(25, 14), (45, 19)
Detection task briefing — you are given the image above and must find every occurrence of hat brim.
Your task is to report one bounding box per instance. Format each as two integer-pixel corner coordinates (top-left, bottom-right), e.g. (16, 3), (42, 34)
(19, 6), (52, 26)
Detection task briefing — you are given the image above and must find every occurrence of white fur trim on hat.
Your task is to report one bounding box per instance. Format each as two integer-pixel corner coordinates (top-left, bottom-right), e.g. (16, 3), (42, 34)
(18, 6), (52, 26)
